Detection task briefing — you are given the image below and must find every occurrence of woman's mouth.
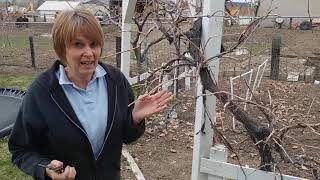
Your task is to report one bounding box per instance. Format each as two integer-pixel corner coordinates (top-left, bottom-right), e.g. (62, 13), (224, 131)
(80, 61), (94, 65)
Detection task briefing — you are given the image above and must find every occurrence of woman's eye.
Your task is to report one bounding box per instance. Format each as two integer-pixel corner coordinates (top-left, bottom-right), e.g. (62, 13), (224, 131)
(90, 42), (98, 48)
(75, 42), (84, 48)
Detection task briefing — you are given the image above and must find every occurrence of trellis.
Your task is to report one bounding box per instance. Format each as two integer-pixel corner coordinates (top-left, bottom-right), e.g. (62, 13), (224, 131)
(120, 1), (304, 180)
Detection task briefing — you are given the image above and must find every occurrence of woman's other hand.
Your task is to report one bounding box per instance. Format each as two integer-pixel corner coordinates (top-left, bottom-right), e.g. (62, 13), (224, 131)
(132, 90), (173, 125)
(46, 160), (77, 180)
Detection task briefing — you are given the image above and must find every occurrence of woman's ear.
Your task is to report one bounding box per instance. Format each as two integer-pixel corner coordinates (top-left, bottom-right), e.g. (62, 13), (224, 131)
(100, 47), (103, 57)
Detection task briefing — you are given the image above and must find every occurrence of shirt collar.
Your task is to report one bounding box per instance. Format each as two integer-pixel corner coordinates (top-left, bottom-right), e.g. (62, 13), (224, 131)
(57, 64), (107, 86)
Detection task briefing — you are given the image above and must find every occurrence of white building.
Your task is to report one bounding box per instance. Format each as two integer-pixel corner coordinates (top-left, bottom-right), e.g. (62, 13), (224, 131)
(257, 0), (320, 28)
(37, 1), (81, 21)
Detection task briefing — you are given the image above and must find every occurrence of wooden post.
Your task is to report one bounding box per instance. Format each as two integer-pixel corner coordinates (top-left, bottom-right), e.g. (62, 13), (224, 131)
(191, 0), (224, 179)
(289, 17), (293, 29)
(29, 36), (36, 68)
(185, 66), (191, 90)
(270, 36), (281, 80)
(173, 60), (179, 97)
(116, 36), (121, 68)
(174, 38), (181, 97)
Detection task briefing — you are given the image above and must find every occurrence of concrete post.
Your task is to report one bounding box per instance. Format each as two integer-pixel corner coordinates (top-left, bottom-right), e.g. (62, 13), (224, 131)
(121, 0), (137, 79)
(191, 0), (225, 179)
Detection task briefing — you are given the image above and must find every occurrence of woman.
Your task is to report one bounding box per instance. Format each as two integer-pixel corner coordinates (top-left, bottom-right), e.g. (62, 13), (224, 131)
(8, 9), (172, 180)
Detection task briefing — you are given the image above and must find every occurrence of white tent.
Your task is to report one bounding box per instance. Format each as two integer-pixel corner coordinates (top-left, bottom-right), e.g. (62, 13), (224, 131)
(37, 1), (81, 20)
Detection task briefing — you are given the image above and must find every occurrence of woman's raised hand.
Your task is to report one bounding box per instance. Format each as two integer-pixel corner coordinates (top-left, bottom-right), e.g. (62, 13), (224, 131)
(132, 90), (173, 124)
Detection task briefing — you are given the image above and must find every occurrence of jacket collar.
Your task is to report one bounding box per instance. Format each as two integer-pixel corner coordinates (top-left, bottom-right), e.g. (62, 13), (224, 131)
(41, 60), (118, 92)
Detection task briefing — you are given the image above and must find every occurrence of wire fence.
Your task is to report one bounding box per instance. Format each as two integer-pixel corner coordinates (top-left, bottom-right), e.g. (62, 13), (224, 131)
(0, 22), (183, 76)
(1, 15), (320, 83)
(219, 18), (320, 83)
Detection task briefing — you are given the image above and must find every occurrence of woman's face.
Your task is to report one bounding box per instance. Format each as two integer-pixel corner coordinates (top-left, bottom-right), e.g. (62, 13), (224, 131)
(65, 33), (102, 80)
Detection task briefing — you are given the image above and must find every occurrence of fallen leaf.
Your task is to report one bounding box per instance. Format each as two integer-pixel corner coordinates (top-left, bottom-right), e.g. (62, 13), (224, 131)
(250, 153), (257, 157)
(301, 165), (309, 170)
(186, 122), (193, 126)
(170, 148), (177, 153)
(170, 161), (176, 164)
(186, 145), (193, 149)
(171, 124), (179, 129)
(146, 128), (154, 134)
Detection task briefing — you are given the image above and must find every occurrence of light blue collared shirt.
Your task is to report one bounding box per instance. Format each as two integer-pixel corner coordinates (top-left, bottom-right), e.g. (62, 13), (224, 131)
(56, 64), (108, 159)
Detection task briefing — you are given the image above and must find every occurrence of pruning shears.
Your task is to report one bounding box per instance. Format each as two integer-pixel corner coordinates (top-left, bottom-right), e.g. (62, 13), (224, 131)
(37, 164), (65, 174)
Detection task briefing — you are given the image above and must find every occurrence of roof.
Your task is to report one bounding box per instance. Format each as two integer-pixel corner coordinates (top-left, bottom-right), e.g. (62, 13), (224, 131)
(225, 2), (251, 8)
(82, 0), (106, 6)
(37, 1), (81, 11)
(225, 2), (254, 16)
(82, 0), (104, 5)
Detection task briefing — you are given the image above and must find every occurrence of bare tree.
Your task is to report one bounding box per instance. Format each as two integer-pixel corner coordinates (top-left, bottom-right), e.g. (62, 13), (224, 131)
(123, 0), (320, 178)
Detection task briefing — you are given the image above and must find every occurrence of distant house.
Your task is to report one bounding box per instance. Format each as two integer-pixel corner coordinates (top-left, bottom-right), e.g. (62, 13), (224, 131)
(37, 1), (81, 21)
(256, 0), (320, 27)
(225, 2), (255, 26)
(226, 2), (255, 17)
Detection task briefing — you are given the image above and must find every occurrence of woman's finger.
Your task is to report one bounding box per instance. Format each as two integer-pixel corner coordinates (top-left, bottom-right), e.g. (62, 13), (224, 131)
(72, 167), (77, 178)
(156, 92), (173, 104)
(49, 160), (64, 169)
(46, 160), (65, 179)
(155, 104), (168, 113)
(150, 90), (167, 99)
(65, 166), (76, 179)
(157, 94), (173, 107)
(53, 166), (72, 180)
(138, 94), (152, 102)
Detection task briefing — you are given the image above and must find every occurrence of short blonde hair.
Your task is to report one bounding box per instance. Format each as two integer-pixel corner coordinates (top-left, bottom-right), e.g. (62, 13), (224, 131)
(52, 9), (104, 64)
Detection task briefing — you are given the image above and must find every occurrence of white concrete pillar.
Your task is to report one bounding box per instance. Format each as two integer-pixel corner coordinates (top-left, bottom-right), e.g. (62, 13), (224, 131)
(191, 0), (225, 179)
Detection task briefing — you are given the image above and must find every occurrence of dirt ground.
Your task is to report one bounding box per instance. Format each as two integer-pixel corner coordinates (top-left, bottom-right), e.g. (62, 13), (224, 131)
(124, 79), (320, 180)
(1, 24), (320, 179)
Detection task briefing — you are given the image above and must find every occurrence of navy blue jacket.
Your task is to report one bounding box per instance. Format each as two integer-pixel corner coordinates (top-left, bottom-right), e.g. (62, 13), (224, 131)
(8, 61), (145, 180)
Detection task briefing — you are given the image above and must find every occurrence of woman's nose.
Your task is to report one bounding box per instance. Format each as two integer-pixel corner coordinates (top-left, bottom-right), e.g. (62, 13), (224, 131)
(83, 46), (94, 57)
